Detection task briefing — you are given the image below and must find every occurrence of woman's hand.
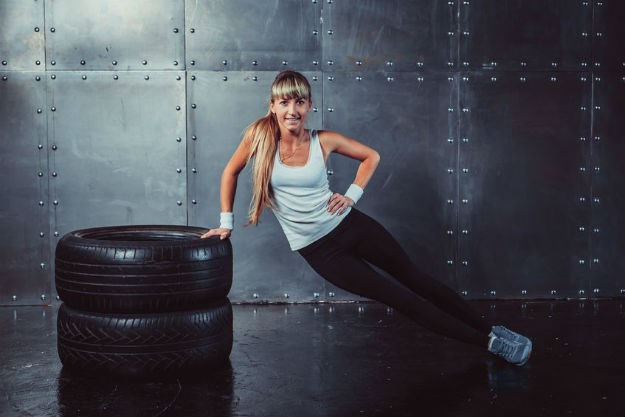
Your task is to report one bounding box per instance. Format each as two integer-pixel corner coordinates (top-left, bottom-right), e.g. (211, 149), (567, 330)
(327, 193), (354, 215)
(201, 228), (232, 240)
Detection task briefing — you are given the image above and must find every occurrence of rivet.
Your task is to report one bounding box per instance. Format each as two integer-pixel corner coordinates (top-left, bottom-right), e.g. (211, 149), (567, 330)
(550, 76), (557, 82)
(462, 168), (469, 173)
(490, 290), (496, 296)
(313, 292), (320, 298)
(447, 168), (454, 174)
(327, 30), (334, 35)
(358, 306), (365, 314)
(2, 75), (7, 81)
(51, 107), (56, 112)
(12, 295), (17, 301)
(581, 62), (587, 67)
(35, 75), (41, 81)
(462, 76), (469, 82)
(176, 105), (181, 110)
(176, 201), (182, 206)
(462, 199), (468, 204)
(593, 227), (600, 233)
(284, 293), (289, 299)
(579, 259), (585, 265)
(329, 292), (335, 297)
(313, 107), (318, 112)
(191, 103), (197, 109)
(192, 135), (197, 140)
(461, 290), (468, 296)
(176, 168), (182, 173)
(40, 263), (45, 270)
(39, 231), (44, 237)
(52, 172), (57, 177)
(462, 61), (469, 67)
(38, 202), (44, 207)
(37, 108), (42, 114)
(253, 293), (259, 298)
(447, 199), (454, 204)
(446, 230), (453, 235)
(252, 76), (258, 81)
(447, 260), (454, 265)
(579, 226), (586, 232)
(461, 229), (469, 235)
(579, 136), (586, 141)
(355, 60), (362, 65)
(417, 61), (424, 67)
(35, 60), (41, 66)
(176, 137), (182, 142)
(113, 75), (119, 80)
(447, 138), (454, 143)
(462, 137), (469, 143)
(579, 167), (586, 172)
(327, 107), (334, 112)
(53, 200), (58, 206)
(142, 60), (148, 65)
(417, 76), (424, 82)
(144, 75), (149, 80)
(38, 144), (43, 150)
(462, 107), (469, 112)
(252, 60), (258, 66)
(387, 76), (394, 82)
(312, 76), (318, 81)
(327, 169), (334, 175)
(551, 62), (558, 68)
(491, 76), (497, 82)
(447, 62), (454, 67)
(594, 136), (601, 141)
(222, 75), (228, 81)
(50, 27), (55, 33)
(579, 289), (585, 295)
(327, 60), (334, 66)
(386, 61), (394, 67)
(80, 59), (86, 65)
(190, 60), (196, 66)
(40, 294), (46, 301)
(51, 60), (56, 65)
(82, 75), (87, 80)
(38, 172), (43, 177)
(222, 60), (228, 65)
(521, 290), (527, 295)
(50, 74), (56, 80)
(191, 200), (197, 205)
(34, 26), (40, 32)
(550, 290), (557, 295)
(447, 107), (454, 112)
(112, 60), (118, 66)
(462, 260), (469, 266)
(327, 75), (334, 81)
(192, 168), (197, 173)
(191, 75), (196, 80)
(173, 28), (179, 33)
(54, 231), (59, 237)
(282, 60), (288, 66)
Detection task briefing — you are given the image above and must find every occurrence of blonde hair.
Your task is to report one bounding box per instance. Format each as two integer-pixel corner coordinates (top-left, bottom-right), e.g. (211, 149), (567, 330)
(246, 71), (312, 225)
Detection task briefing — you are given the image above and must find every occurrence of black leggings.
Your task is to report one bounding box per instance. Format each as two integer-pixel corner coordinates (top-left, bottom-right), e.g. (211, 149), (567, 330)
(298, 208), (491, 348)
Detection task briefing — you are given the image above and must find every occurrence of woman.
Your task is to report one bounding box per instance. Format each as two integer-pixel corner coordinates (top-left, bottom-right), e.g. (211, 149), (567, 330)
(201, 70), (532, 366)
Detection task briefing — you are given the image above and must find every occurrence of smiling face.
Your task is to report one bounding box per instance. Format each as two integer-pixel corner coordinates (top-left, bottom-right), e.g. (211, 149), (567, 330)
(270, 96), (312, 133)
(268, 71), (313, 135)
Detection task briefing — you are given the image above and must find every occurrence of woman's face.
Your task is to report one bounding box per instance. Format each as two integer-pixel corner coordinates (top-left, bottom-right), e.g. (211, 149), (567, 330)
(270, 97), (312, 133)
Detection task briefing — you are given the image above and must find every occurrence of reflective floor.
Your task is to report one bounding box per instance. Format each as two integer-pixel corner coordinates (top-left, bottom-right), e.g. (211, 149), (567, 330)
(1, 300), (624, 417)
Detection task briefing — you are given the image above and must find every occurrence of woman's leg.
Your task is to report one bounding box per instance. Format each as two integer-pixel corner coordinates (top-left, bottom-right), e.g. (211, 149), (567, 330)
(299, 221), (488, 347)
(349, 209), (492, 335)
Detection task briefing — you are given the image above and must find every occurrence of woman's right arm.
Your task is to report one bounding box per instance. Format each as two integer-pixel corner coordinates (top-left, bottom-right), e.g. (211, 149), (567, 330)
(201, 136), (252, 239)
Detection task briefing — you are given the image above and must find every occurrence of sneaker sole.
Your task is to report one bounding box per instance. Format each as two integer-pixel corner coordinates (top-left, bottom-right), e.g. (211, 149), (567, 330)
(516, 341), (533, 366)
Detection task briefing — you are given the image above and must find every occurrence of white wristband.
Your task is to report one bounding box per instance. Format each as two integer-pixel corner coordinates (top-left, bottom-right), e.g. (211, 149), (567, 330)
(219, 212), (234, 230)
(344, 184), (364, 204)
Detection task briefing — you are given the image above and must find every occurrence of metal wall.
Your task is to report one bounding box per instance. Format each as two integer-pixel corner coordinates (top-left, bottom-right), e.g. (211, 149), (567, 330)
(1, 0), (624, 305)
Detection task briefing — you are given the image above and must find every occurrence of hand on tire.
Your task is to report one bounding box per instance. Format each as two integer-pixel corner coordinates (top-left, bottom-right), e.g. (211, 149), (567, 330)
(201, 228), (232, 240)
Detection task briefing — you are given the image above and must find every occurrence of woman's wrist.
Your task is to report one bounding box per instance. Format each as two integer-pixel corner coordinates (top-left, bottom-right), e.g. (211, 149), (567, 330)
(219, 212), (234, 230)
(344, 184), (364, 205)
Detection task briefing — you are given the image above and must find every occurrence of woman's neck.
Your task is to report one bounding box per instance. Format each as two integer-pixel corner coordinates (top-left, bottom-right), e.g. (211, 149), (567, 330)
(279, 128), (308, 144)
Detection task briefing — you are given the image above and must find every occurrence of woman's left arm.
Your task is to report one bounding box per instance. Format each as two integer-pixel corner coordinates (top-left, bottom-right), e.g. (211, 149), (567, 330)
(319, 130), (380, 214)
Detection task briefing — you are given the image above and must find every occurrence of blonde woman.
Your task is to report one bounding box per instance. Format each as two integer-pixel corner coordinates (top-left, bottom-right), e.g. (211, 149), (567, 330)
(201, 70), (532, 366)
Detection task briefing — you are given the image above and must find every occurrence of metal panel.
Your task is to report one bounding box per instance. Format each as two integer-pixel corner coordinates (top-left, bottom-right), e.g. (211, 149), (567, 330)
(187, 71), (325, 302)
(186, 0), (321, 71)
(45, 0), (185, 70)
(49, 71), (187, 237)
(0, 72), (49, 305)
(458, 72), (592, 298)
(460, 0), (592, 72)
(323, 0), (456, 71)
(593, 0), (625, 73)
(324, 71), (458, 297)
(590, 73), (625, 297)
(0, 0), (45, 71)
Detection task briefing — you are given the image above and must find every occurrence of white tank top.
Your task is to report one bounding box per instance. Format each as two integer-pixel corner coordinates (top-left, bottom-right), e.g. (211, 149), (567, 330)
(270, 129), (350, 250)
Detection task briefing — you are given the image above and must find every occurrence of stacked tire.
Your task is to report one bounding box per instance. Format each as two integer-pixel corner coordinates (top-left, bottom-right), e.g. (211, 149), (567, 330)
(55, 225), (233, 379)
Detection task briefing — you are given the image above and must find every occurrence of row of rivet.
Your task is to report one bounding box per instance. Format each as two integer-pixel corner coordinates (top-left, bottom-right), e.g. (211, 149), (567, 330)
(9, 288), (625, 303)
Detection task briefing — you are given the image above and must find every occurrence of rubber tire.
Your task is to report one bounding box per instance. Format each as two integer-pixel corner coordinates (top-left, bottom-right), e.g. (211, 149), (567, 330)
(55, 225), (232, 313)
(57, 300), (233, 379)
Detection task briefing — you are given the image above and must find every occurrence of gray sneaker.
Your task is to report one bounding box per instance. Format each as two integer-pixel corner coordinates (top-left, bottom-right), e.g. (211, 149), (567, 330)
(491, 325), (532, 346)
(488, 334), (532, 366)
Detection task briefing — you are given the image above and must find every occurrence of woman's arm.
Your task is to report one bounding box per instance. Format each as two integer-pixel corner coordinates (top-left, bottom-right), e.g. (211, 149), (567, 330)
(201, 137), (251, 239)
(319, 130), (380, 215)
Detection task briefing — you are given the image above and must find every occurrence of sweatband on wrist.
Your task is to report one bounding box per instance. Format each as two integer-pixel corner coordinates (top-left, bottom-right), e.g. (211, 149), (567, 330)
(344, 184), (364, 204)
(219, 212), (234, 230)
